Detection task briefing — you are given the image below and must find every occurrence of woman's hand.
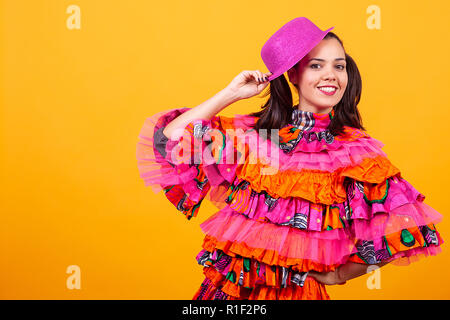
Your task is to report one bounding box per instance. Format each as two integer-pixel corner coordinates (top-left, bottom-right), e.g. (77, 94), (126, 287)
(308, 270), (347, 286)
(225, 70), (273, 100)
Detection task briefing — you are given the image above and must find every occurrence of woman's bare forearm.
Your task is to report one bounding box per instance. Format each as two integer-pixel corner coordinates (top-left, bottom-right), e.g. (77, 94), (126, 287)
(162, 88), (241, 140)
(336, 260), (391, 283)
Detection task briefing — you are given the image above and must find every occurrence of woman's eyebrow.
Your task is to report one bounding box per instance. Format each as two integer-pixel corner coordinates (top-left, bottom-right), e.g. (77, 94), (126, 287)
(308, 58), (346, 62)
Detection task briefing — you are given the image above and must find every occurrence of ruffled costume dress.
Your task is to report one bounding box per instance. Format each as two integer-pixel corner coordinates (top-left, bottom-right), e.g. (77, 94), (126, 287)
(136, 106), (444, 300)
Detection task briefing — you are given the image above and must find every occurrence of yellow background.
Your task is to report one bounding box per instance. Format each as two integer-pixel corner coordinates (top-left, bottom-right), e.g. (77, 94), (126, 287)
(1, 0), (449, 299)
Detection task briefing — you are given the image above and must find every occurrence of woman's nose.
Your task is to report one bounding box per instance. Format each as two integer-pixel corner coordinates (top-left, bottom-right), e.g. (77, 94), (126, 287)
(321, 67), (337, 81)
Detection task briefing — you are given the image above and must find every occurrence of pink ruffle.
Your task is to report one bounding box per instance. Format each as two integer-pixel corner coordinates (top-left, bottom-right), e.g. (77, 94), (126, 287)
(233, 127), (388, 173)
(199, 207), (358, 265)
(136, 108), (191, 193)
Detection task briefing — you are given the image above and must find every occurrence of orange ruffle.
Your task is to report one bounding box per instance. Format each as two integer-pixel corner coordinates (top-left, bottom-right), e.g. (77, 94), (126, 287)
(236, 154), (400, 204)
(196, 266), (330, 300)
(202, 234), (343, 272)
(200, 249), (335, 290)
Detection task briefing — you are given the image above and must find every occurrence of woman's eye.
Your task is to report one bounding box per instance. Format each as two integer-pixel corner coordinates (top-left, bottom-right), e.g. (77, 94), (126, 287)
(310, 63), (345, 70)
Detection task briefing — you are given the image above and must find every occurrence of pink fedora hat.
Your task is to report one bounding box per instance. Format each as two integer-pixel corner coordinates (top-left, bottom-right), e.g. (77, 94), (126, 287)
(261, 17), (334, 81)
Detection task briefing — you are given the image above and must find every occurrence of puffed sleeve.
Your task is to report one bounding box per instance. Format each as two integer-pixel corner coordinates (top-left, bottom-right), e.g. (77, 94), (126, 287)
(136, 107), (256, 220)
(340, 130), (445, 266)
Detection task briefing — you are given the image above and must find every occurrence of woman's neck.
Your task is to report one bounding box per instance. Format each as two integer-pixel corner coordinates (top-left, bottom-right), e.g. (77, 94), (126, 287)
(295, 103), (334, 115)
(290, 107), (334, 130)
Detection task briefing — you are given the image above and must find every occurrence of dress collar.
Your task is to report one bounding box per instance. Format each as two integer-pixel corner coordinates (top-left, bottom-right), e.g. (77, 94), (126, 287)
(290, 106), (335, 131)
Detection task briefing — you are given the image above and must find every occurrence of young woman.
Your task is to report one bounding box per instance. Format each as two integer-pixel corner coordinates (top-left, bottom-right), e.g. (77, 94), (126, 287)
(136, 17), (444, 300)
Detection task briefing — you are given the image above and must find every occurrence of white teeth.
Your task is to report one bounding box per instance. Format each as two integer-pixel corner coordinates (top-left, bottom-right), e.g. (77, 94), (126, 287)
(318, 87), (336, 92)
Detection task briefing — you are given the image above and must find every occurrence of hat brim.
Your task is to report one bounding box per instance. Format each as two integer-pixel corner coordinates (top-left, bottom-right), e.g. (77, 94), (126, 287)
(267, 26), (335, 81)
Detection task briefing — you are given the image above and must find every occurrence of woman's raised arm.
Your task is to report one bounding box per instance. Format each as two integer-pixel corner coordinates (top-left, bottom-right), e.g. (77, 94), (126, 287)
(162, 70), (272, 139)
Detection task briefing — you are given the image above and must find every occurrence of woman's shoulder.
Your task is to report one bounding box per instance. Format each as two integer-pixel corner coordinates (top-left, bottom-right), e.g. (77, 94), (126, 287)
(335, 126), (385, 150)
(335, 125), (372, 141)
(214, 113), (259, 131)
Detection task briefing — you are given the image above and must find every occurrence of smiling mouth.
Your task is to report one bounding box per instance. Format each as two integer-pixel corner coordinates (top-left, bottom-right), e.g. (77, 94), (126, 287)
(317, 86), (337, 95)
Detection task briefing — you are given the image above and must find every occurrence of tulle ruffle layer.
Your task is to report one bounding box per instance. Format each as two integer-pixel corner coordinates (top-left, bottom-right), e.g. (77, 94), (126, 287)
(200, 208), (357, 265)
(200, 206), (444, 266)
(224, 174), (443, 241)
(136, 108), (188, 193)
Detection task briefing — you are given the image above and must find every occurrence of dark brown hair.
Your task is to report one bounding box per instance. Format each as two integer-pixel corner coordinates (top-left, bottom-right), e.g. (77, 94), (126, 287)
(249, 32), (365, 139)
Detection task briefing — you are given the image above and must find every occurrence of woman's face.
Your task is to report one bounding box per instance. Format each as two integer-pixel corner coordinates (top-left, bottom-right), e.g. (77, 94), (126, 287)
(287, 37), (348, 113)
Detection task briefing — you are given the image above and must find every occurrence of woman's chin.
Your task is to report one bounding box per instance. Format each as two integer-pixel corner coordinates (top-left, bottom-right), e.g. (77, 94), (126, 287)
(310, 102), (338, 111)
